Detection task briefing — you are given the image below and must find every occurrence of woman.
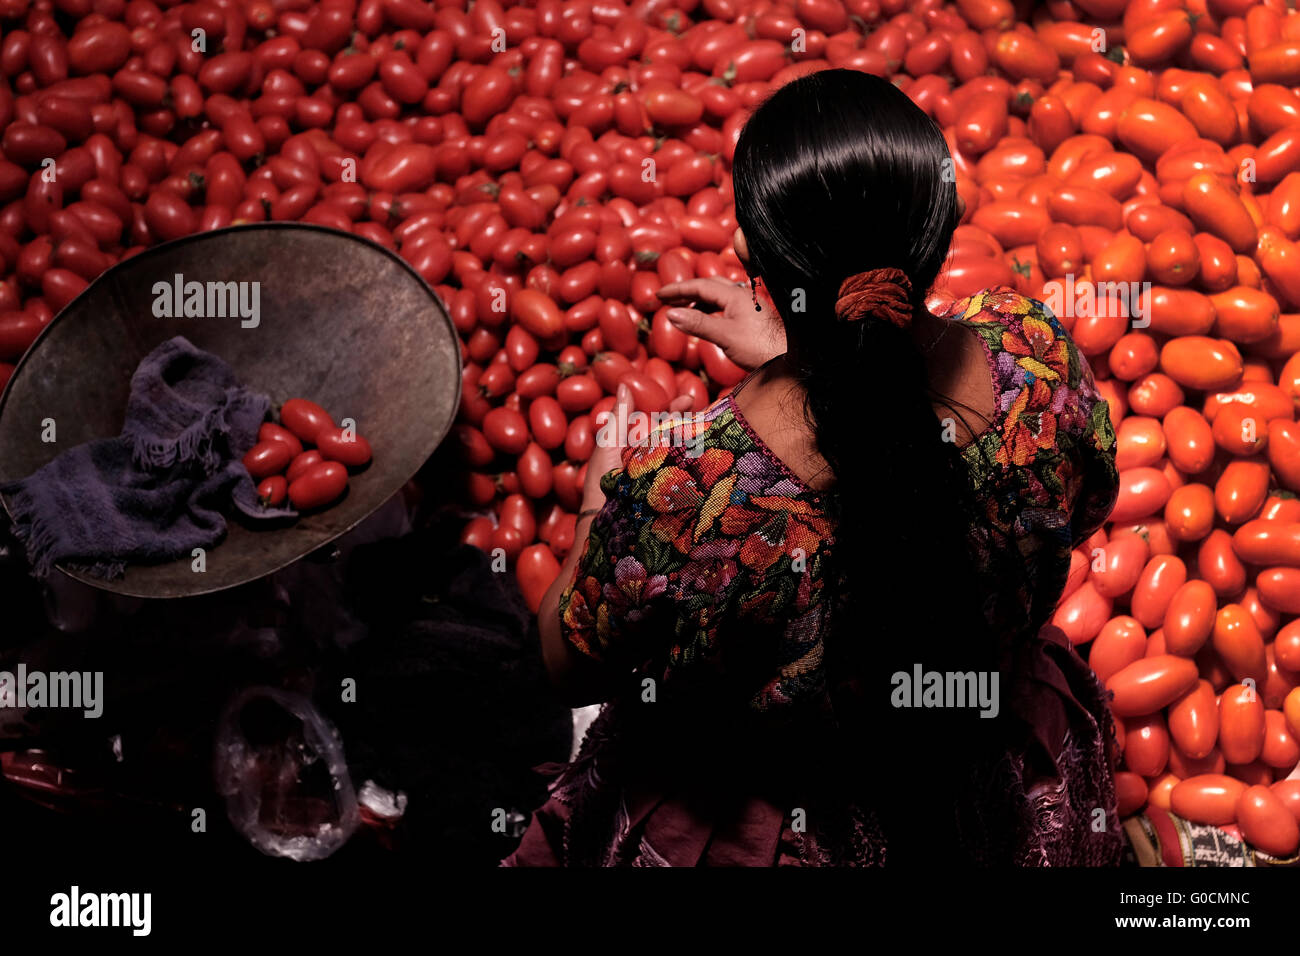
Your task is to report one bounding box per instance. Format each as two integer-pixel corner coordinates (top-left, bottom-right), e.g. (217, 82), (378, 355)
(505, 69), (1124, 867)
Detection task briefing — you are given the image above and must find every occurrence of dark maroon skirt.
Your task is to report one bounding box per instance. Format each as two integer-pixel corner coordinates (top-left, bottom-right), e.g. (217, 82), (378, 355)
(503, 623), (1125, 867)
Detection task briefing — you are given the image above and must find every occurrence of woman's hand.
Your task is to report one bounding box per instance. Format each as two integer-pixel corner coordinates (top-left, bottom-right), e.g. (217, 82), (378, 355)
(657, 277), (787, 373)
(583, 383), (696, 513)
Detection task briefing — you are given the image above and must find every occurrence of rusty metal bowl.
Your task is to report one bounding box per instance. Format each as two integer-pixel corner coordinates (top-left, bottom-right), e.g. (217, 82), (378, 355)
(0, 223), (461, 599)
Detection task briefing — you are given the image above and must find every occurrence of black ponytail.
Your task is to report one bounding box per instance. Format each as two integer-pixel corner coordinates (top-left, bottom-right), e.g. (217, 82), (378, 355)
(732, 69), (1023, 864)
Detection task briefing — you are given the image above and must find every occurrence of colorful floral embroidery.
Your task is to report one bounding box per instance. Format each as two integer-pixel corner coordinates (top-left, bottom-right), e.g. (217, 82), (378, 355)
(558, 396), (836, 706)
(942, 286), (1120, 631)
(558, 285), (1119, 710)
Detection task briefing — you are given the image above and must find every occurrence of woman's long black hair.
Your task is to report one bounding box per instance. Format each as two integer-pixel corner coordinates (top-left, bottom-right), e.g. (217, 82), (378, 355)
(731, 69), (1024, 864)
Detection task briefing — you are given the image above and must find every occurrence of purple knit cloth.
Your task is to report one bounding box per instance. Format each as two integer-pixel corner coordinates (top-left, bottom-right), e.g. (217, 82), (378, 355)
(1, 335), (294, 580)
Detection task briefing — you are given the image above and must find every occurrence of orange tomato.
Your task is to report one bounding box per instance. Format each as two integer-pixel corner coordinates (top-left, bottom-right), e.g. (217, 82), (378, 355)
(1155, 68), (1199, 107)
(1107, 654), (1199, 716)
(1147, 773), (1181, 812)
(1110, 332), (1160, 381)
(1193, 232), (1238, 291)
(1144, 286), (1216, 335)
(1236, 254), (1263, 289)
(1210, 287), (1281, 343)
(1272, 779), (1300, 824)
(1268, 420), (1300, 491)
(1161, 336), (1244, 391)
(1232, 519), (1300, 566)
(1261, 709), (1300, 768)
(1261, 494), (1300, 523)
(1189, 33), (1245, 74)
(1115, 772), (1149, 816)
(957, 91), (1009, 155)
(1050, 579), (1113, 645)
(1146, 231), (1201, 285)
(1035, 222), (1083, 278)
(1199, 529), (1249, 596)
(1112, 466), (1173, 522)
(1282, 686), (1300, 740)
(1257, 132), (1300, 188)
(1118, 98), (1200, 161)
(1047, 133), (1113, 180)
(1215, 459), (1271, 523)
(1202, 382), (1296, 423)
(1237, 784), (1300, 856)
(1259, 568), (1300, 614)
(1243, 358), (1275, 384)
(1214, 606), (1269, 686)
(1116, 520), (1178, 557)
(955, 0), (1014, 30)
(1276, 619), (1300, 671)
(1168, 741), (1227, 778)
(1170, 773), (1248, 825)
(1219, 682), (1267, 764)
(1247, 85), (1300, 138)
(1116, 417), (1167, 470)
(1092, 232), (1147, 284)
(1048, 185), (1124, 230)
(975, 140), (1048, 182)
(1163, 580), (1218, 655)
(1157, 139), (1235, 181)
(1132, 554), (1188, 628)
(1244, 585), (1283, 639)
(1066, 152), (1144, 199)
(969, 200), (1051, 247)
(1028, 94), (1074, 155)
(951, 224), (1005, 258)
(1243, 5), (1283, 54)
(1249, 43), (1300, 86)
(1128, 11), (1196, 66)
(1165, 482), (1216, 541)
(1265, 171), (1300, 237)
(992, 31), (1060, 83)
(1089, 615), (1148, 684)
(1162, 406), (1216, 474)
(1182, 173), (1259, 253)
(1255, 227), (1300, 308)
(1094, 531), (1152, 598)
(1169, 679), (1220, 759)
(1212, 402), (1268, 455)
(1125, 712), (1171, 776)
(1041, 27), (1102, 66)
(1180, 78), (1240, 146)
(1127, 203), (1196, 242)
(1264, 644), (1299, 708)
(1282, 352), (1300, 405)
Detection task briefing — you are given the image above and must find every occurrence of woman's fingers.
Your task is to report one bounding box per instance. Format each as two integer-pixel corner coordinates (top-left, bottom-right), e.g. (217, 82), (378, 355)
(615, 382), (634, 421)
(664, 306), (732, 348)
(656, 277), (743, 308)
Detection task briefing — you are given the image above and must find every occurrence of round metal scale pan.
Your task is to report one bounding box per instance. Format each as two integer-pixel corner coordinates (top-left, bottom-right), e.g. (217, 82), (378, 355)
(0, 223), (461, 599)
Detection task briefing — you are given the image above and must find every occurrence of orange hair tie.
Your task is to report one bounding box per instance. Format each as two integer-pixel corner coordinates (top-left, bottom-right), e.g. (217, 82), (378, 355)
(834, 268), (914, 329)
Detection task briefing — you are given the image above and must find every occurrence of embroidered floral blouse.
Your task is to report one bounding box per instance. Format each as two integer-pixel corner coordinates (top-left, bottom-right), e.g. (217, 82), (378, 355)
(559, 287), (1118, 717)
(521, 287), (1122, 867)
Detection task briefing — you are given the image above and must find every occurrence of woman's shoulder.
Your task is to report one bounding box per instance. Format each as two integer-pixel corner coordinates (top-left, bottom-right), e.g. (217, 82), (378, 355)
(937, 286), (1072, 361)
(936, 285), (1110, 444)
(614, 393), (825, 504)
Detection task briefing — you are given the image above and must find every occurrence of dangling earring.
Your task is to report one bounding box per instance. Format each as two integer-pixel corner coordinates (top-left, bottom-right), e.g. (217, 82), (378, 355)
(750, 276), (762, 312)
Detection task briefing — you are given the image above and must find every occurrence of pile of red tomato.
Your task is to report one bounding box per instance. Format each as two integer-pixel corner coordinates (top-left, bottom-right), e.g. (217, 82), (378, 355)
(242, 396), (372, 509)
(2, 0), (1300, 855)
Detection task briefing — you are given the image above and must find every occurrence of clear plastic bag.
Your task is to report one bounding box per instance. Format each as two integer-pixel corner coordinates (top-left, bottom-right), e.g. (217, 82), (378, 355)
(214, 687), (359, 862)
